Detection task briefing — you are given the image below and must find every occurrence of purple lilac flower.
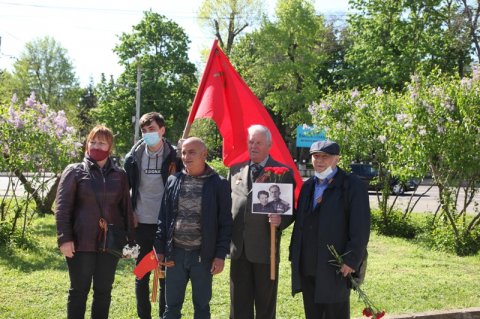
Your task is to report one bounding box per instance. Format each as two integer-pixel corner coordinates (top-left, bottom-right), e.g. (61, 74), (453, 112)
(25, 92), (36, 107)
(11, 93), (18, 105)
(395, 113), (408, 122)
(460, 78), (472, 89)
(473, 65), (479, 81)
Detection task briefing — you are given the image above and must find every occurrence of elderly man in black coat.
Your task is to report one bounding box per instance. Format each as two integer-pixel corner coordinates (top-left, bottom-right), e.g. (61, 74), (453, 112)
(289, 140), (370, 319)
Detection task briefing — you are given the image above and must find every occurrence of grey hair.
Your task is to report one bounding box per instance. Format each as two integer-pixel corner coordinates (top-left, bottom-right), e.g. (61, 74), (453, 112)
(248, 125), (272, 144)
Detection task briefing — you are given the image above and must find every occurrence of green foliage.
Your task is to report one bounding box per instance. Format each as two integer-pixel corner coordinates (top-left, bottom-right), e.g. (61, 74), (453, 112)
(0, 220), (36, 250)
(0, 93), (82, 244)
(371, 208), (420, 239)
(419, 216), (480, 256)
(190, 118), (223, 159)
(0, 92), (82, 175)
(345, 0), (471, 90)
(230, 0), (341, 140)
(92, 11), (198, 155)
(207, 157), (229, 178)
(311, 71), (480, 255)
(1, 215), (479, 318)
(11, 36), (80, 112)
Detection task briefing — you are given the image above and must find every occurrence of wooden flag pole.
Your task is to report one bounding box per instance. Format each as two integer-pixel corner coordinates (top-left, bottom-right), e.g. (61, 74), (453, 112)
(270, 224), (276, 280)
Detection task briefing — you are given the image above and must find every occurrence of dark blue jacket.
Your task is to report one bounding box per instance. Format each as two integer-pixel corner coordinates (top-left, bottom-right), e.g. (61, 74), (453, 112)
(289, 168), (370, 303)
(154, 169), (233, 261)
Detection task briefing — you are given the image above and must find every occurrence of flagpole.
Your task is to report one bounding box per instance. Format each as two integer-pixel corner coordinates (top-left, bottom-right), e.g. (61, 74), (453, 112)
(181, 122), (192, 140)
(270, 224), (276, 280)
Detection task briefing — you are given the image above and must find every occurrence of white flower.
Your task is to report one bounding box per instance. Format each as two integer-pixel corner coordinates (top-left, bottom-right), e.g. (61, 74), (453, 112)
(122, 244), (140, 259)
(378, 135), (387, 143)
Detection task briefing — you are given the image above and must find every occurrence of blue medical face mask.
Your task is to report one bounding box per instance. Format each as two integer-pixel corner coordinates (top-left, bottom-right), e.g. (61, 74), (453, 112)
(314, 166), (333, 180)
(142, 132), (161, 147)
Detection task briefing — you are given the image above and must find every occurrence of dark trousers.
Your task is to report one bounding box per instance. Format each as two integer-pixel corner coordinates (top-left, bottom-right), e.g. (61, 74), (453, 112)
(230, 250), (279, 319)
(136, 223), (166, 319)
(301, 275), (350, 319)
(163, 248), (213, 319)
(66, 251), (119, 319)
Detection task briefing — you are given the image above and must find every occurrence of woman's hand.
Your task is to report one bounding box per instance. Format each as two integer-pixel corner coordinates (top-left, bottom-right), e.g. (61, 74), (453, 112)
(59, 241), (75, 258)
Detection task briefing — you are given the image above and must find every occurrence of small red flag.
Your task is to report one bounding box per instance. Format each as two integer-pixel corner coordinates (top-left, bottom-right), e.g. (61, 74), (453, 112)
(133, 250), (158, 280)
(187, 40), (303, 203)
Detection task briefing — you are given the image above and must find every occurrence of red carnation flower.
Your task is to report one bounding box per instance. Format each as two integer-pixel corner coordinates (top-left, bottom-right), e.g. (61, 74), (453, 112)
(363, 307), (373, 317)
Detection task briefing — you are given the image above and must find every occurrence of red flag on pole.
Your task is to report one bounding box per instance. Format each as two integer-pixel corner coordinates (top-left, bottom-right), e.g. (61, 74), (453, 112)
(185, 40), (303, 202)
(133, 250), (158, 280)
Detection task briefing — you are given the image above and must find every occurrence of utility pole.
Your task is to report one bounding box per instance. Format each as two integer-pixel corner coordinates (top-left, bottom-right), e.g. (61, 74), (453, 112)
(134, 62), (141, 143)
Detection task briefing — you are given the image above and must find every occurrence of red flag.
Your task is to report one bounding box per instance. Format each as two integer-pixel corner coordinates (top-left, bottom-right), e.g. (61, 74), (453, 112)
(133, 250), (158, 280)
(187, 40), (303, 202)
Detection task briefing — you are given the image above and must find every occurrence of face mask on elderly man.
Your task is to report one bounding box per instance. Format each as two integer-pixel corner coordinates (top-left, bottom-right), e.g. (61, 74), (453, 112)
(314, 166), (333, 180)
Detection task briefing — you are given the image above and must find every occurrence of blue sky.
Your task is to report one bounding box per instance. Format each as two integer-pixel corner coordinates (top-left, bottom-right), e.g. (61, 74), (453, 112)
(0, 0), (349, 86)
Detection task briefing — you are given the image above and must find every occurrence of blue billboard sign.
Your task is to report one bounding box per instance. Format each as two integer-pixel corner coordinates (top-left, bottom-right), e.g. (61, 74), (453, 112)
(296, 125), (326, 148)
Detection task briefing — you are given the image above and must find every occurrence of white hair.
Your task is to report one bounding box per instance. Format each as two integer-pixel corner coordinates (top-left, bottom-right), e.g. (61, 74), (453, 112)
(247, 125), (272, 144)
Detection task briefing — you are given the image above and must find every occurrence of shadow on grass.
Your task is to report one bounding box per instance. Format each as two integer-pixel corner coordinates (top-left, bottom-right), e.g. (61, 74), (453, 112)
(0, 215), (137, 274)
(0, 219), (66, 272)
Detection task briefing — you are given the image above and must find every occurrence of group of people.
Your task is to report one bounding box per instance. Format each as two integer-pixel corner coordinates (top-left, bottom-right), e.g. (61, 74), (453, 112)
(55, 112), (370, 319)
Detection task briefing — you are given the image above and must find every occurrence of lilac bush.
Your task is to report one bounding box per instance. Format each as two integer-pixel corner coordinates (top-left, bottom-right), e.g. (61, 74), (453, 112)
(0, 92), (82, 242)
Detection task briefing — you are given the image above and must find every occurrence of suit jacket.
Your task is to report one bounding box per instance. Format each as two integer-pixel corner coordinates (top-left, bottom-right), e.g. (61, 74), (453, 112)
(229, 156), (295, 264)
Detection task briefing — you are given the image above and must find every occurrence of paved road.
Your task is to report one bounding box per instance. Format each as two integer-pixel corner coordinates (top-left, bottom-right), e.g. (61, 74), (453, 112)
(369, 185), (479, 214)
(1, 176), (478, 214)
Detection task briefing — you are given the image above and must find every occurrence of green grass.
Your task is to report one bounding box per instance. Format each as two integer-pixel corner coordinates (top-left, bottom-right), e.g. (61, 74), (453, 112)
(0, 215), (479, 319)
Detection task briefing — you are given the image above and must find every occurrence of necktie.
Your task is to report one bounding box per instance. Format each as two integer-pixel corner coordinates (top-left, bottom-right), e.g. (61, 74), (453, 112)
(250, 164), (262, 181)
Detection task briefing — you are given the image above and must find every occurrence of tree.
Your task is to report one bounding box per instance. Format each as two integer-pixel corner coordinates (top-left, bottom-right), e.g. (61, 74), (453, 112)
(92, 11), (198, 154)
(345, 0), (471, 90)
(12, 36), (80, 110)
(76, 79), (97, 138)
(458, 0), (480, 62)
(310, 71), (480, 255)
(90, 74), (135, 154)
(230, 0), (339, 147)
(198, 0), (264, 55)
(399, 71), (480, 255)
(0, 92), (82, 247)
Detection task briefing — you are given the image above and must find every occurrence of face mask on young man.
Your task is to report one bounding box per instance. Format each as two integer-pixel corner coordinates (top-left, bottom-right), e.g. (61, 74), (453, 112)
(143, 132), (161, 147)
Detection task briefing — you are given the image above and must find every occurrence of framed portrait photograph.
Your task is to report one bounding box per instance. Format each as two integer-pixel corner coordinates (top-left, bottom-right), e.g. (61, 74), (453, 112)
(251, 182), (293, 215)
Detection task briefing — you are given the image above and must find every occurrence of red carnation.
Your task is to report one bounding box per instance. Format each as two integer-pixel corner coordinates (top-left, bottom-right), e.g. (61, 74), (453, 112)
(375, 311), (385, 319)
(363, 307), (373, 317)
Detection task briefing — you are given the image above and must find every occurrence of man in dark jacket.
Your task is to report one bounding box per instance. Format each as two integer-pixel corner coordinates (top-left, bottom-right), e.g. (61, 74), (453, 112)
(124, 112), (180, 319)
(289, 140), (370, 319)
(229, 125), (295, 319)
(154, 137), (232, 319)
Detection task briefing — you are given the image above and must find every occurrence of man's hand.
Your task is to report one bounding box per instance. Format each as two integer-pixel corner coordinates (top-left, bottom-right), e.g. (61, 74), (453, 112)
(59, 241), (75, 258)
(268, 214), (281, 227)
(156, 253), (165, 264)
(210, 258), (225, 275)
(340, 263), (355, 277)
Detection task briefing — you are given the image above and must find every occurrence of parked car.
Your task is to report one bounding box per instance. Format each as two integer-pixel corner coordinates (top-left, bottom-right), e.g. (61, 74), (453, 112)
(349, 163), (419, 195)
